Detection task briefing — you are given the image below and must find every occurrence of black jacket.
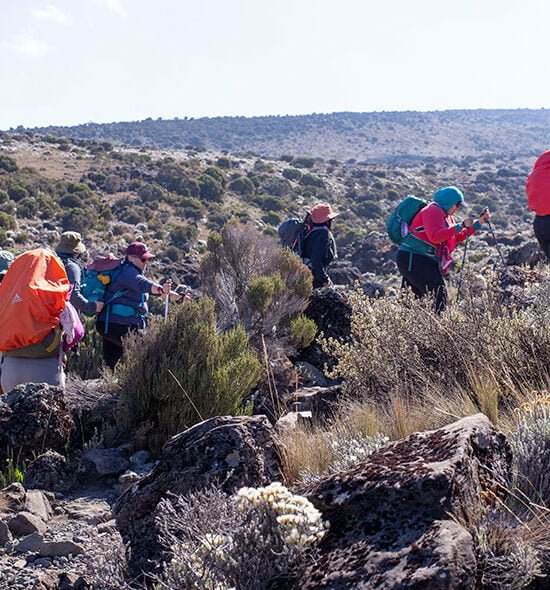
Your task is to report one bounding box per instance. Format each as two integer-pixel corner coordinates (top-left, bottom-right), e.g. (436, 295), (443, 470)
(301, 225), (337, 288)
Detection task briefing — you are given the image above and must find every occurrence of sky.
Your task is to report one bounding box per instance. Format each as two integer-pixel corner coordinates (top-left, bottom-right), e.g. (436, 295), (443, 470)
(0, 0), (549, 129)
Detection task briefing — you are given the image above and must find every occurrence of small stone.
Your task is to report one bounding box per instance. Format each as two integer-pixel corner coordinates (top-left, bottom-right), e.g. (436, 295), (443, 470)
(81, 448), (130, 478)
(39, 540), (84, 557)
(0, 519), (13, 545)
(8, 512), (46, 537)
(129, 450), (150, 467)
(16, 532), (44, 553)
(14, 558), (27, 568)
(24, 490), (53, 522)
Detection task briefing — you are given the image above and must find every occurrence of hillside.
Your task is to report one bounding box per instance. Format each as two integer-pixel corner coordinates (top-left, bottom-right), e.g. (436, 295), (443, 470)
(0, 130), (535, 293)
(17, 109), (550, 161)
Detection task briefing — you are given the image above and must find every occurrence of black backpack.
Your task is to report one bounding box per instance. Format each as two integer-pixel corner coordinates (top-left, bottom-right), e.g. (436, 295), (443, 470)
(277, 214), (313, 257)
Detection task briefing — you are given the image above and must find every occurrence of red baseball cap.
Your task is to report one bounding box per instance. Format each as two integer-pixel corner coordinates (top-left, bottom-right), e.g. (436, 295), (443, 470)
(310, 203), (339, 224)
(126, 242), (155, 260)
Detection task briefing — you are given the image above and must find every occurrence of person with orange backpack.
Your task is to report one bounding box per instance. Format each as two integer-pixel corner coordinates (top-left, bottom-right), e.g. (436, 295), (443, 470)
(0, 248), (82, 392)
(394, 187), (490, 312)
(526, 150), (550, 258)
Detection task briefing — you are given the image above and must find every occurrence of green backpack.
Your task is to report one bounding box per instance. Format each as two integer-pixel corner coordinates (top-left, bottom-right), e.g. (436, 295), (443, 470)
(386, 195), (428, 245)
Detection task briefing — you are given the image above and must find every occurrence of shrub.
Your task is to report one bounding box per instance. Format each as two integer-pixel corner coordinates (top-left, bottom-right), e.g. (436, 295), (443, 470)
(326, 271), (550, 412)
(261, 211), (281, 225)
(155, 483), (327, 590)
(116, 298), (262, 452)
(163, 245), (180, 262)
(228, 176), (255, 196)
(282, 168), (302, 182)
(61, 207), (98, 233)
(300, 173), (325, 188)
(356, 200), (383, 218)
(16, 197), (38, 218)
(289, 314), (317, 349)
(200, 222), (312, 338)
(0, 211), (17, 230)
(293, 157), (316, 169)
(199, 174), (223, 202)
(252, 194), (286, 211)
(8, 185), (28, 202)
(246, 276), (279, 313)
(510, 396), (550, 505)
(216, 156), (232, 169)
(0, 154), (18, 173)
(203, 166), (226, 187)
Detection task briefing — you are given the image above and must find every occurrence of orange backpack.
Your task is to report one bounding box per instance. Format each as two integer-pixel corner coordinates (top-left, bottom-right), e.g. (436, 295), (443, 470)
(0, 248), (71, 352)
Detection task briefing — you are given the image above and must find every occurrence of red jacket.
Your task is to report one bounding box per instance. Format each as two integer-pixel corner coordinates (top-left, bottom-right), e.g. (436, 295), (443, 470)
(527, 151), (550, 216)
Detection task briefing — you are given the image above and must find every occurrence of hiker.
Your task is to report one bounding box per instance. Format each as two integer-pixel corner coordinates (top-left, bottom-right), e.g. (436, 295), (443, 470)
(301, 203), (339, 288)
(95, 241), (188, 370)
(0, 250), (14, 284)
(56, 231), (103, 316)
(396, 186), (490, 313)
(0, 249), (80, 393)
(526, 150), (550, 258)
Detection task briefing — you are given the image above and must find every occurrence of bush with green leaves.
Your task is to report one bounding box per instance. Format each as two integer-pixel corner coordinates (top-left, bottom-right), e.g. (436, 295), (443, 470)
(200, 222), (313, 339)
(154, 483), (327, 590)
(289, 314), (317, 349)
(8, 185), (28, 202)
(252, 194), (286, 211)
(282, 168), (302, 182)
(0, 154), (18, 173)
(199, 174), (223, 202)
(300, 173), (325, 188)
(228, 175), (255, 196)
(0, 211), (17, 230)
(116, 298), (262, 452)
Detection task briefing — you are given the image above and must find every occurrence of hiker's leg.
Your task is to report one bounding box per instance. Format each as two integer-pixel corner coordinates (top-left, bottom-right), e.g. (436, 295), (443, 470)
(533, 215), (550, 259)
(96, 321), (130, 370)
(102, 338), (123, 371)
(397, 250), (434, 300)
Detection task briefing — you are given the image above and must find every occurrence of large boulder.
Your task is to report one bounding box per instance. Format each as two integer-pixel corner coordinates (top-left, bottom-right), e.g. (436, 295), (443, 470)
(506, 241), (545, 267)
(298, 287), (352, 372)
(350, 232), (398, 275)
(297, 414), (511, 590)
(114, 415), (281, 576)
(0, 383), (74, 462)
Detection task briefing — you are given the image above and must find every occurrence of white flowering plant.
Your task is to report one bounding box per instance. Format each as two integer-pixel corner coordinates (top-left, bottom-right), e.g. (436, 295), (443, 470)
(154, 483), (328, 590)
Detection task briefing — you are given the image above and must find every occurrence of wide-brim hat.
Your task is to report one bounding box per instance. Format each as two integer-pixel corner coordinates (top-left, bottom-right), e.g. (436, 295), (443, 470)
(310, 203), (340, 224)
(126, 242), (155, 260)
(57, 231), (86, 255)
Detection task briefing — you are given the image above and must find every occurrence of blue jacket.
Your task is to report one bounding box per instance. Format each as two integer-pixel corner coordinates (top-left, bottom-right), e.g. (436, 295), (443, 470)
(97, 259), (155, 328)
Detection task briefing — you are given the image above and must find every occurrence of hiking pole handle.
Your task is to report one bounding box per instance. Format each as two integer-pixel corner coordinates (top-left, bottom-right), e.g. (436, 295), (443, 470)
(164, 291), (169, 323)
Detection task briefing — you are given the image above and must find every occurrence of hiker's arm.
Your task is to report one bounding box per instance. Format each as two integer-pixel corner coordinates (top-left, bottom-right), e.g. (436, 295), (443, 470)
(456, 210), (490, 243)
(310, 231), (330, 288)
(423, 206), (464, 244)
(65, 262), (97, 316)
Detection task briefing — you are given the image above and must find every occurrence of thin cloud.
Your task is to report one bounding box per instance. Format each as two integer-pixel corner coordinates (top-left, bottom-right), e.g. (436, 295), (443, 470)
(32, 5), (72, 25)
(1, 35), (48, 58)
(96, 0), (127, 17)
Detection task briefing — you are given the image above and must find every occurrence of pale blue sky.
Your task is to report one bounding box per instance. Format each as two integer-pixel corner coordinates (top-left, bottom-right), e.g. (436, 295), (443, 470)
(0, 0), (548, 129)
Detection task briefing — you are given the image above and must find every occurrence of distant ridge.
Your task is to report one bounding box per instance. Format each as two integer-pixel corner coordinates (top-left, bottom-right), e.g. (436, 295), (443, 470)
(17, 109), (550, 160)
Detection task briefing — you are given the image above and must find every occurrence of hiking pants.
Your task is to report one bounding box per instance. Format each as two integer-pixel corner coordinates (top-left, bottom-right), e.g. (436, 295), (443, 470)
(96, 321), (139, 371)
(396, 250), (447, 313)
(1, 356), (65, 393)
(533, 215), (550, 259)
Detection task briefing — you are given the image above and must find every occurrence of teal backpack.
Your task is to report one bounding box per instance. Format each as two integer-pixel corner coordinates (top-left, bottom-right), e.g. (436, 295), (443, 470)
(81, 257), (126, 303)
(386, 195), (428, 245)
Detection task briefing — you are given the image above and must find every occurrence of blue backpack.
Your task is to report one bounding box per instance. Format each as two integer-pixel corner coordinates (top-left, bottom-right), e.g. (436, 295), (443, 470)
(386, 195), (428, 245)
(81, 257), (126, 304)
(278, 214), (313, 257)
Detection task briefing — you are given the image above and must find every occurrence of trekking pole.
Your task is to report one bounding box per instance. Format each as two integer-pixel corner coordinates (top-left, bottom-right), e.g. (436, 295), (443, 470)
(487, 219), (506, 266)
(164, 291), (170, 323)
(456, 238), (469, 303)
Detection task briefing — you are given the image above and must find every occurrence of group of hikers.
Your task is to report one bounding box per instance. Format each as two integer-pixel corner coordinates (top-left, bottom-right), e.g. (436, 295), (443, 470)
(0, 235), (191, 394)
(0, 149), (548, 396)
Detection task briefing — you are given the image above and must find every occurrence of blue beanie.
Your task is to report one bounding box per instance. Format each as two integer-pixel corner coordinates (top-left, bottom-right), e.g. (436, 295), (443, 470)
(433, 186), (465, 213)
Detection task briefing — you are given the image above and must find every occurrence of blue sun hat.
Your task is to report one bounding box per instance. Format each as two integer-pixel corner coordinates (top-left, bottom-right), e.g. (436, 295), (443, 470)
(433, 186), (466, 213)
(0, 250), (14, 275)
